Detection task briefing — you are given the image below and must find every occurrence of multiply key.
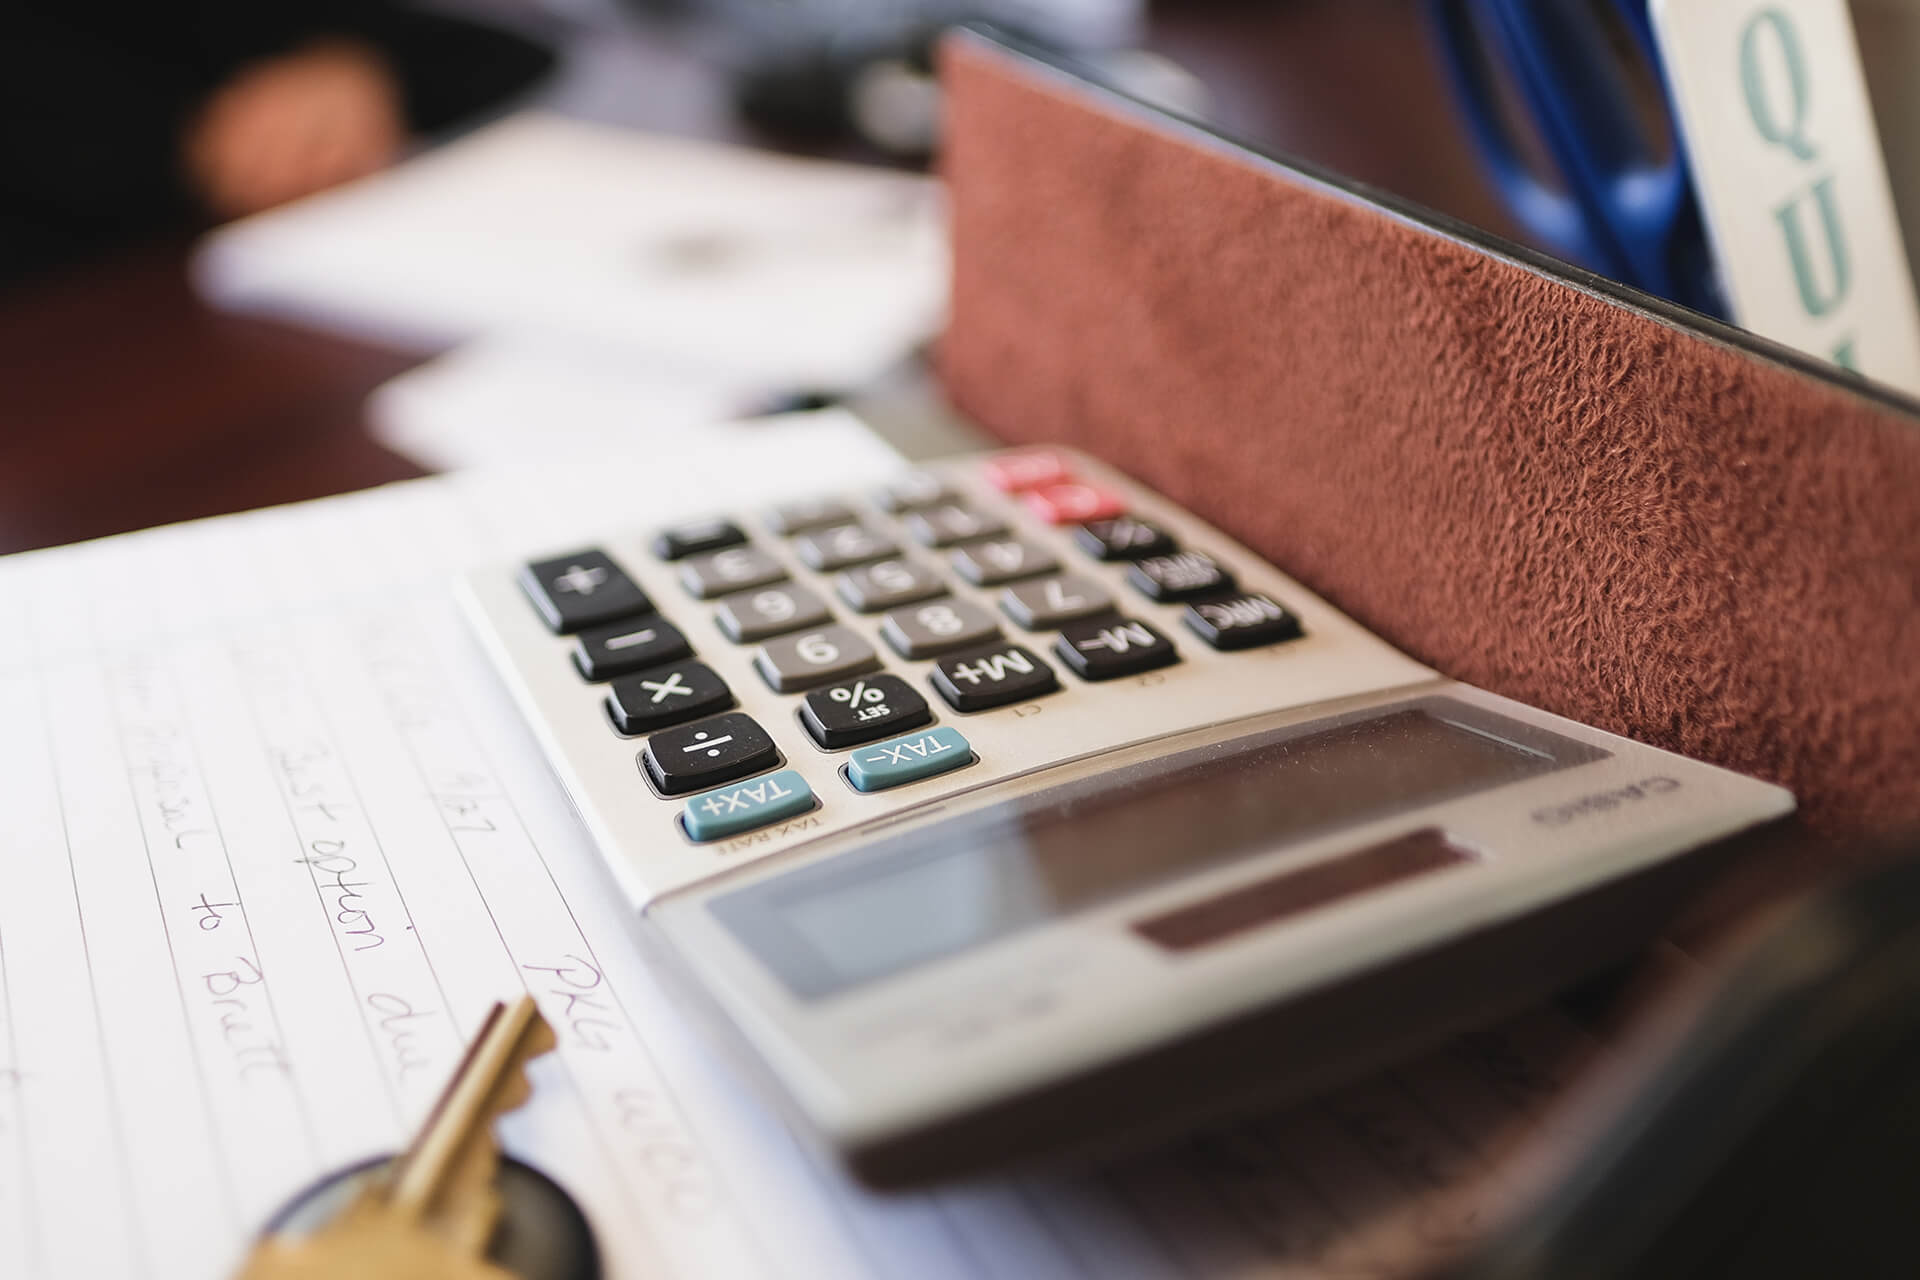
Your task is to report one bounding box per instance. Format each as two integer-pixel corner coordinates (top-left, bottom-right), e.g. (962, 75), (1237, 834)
(606, 660), (731, 734)
(234, 996), (576, 1280)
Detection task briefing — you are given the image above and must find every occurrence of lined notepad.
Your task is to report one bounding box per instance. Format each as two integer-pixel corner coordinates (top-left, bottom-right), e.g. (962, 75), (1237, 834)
(0, 411), (1619, 1278)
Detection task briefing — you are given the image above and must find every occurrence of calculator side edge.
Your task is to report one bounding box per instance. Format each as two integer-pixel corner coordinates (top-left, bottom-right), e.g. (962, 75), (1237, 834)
(661, 813), (1790, 1191)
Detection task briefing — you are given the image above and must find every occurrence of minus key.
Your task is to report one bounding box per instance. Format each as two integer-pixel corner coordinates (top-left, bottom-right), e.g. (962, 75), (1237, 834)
(572, 615), (693, 681)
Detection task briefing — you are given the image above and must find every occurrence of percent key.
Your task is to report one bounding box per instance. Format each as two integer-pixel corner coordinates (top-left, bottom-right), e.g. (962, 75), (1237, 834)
(801, 673), (932, 749)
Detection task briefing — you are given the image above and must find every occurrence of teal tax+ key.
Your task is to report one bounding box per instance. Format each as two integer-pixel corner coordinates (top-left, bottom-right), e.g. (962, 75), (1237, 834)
(845, 727), (973, 793)
(682, 769), (816, 841)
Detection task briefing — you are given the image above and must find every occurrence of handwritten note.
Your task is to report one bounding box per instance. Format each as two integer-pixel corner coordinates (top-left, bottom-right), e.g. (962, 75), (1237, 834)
(0, 411), (1622, 1277)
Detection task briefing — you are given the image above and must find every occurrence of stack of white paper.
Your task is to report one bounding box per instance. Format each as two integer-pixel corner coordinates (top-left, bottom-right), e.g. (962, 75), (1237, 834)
(195, 112), (947, 391)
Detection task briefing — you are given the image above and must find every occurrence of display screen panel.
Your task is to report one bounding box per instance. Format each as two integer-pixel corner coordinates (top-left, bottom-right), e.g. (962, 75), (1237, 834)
(710, 701), (1604, 1000)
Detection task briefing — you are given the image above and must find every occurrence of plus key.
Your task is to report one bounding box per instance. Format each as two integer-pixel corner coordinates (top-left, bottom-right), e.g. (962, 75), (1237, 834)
(519, 549), (651, 633)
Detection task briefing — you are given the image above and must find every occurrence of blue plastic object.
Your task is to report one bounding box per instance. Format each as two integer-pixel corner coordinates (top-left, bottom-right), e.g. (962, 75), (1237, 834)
(844, 726), (973, 793)
(1427, 0), (1723, 317)
(682, 769), (817, 841)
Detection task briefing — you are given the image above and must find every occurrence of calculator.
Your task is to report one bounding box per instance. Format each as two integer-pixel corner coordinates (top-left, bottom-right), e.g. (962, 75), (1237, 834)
(458, 444), (1794, 1186)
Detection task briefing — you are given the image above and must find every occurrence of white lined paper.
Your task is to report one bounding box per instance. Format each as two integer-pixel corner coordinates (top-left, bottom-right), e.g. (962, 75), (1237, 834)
(0, 412), (1617, 1278)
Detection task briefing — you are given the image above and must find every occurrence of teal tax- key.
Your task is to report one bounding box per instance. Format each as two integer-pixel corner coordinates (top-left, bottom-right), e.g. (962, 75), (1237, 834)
(682, 769), (816, 841)
(845, 726), (973, 792)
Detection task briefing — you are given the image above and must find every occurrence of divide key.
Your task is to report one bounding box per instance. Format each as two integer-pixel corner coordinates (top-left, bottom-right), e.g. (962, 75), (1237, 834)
(642, 712), (778, 795)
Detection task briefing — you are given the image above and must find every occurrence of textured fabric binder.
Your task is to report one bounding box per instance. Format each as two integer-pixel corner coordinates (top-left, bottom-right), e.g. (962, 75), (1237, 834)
(937, 33), (1920, 835)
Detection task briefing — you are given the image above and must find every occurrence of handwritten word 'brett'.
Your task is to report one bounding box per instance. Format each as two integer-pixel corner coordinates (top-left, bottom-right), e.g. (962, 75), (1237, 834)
(522, 955), (621, 1052)
(204, 957), (290, 1079)
(295, 842), (386, 951)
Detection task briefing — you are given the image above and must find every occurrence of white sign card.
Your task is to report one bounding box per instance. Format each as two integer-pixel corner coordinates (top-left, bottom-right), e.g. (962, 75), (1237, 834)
(1652, 0), (1920, 396)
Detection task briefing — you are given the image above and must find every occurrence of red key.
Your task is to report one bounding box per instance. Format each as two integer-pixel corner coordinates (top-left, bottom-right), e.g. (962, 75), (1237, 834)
(982, 450), (1072, 492)
(1024, 482), (1127, 525)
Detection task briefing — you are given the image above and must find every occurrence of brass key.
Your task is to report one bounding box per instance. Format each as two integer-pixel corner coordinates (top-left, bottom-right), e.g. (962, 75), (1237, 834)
(237, 996), (560, 1279)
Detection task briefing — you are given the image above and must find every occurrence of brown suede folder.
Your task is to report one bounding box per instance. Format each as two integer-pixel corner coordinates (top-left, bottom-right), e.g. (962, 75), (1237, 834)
(937, 32), (1920, 837)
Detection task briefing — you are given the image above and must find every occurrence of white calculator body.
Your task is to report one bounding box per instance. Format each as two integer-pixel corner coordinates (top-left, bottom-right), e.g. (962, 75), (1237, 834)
(459, 445), (1793, 1186)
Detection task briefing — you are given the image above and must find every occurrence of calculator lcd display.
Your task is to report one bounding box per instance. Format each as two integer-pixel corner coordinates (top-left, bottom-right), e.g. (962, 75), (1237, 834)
(710, 701), (1605, 1000)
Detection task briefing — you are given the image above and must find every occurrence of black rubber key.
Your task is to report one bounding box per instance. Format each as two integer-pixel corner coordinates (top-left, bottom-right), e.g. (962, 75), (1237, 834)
(1183, 593), (1305, 650)
(520, 550), (651, 634)
(642, 712), (777, 795)
(1074, 516), (1176, 561)
(799, 674), (932, 749)
(652, 518), (747, 561)
(607, 660), (732, 735)
(1054, 617), (1180, 681)
(1126, 550), (1235, 601)
(929, 642), (1060, 712)
(572, 615), (692, 681)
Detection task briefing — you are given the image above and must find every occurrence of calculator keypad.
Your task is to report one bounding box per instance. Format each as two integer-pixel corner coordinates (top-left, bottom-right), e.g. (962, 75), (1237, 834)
(765, 498), (855, 535)
(607, 660), (732, 734)
(643, 713), (779, 795)
(755, 625), (882, 693)
(949, 536), (1058, 586)
(522, 550), (651, 634)
(680, 769), (815, 841)
(1183, 592), (1304, 650)
(1024, 481), (1126, 525)
(800, 674), (931, 749)
(1000, 575), (1113, 629)
(930, 641), (1060, 712)
(1075, 516), (1175, 561)
(571, 614), (691, 681)
(1054, 617), (1180, 681)
(713, 583), (832, 644)
(792, 523), (897, 572)
(508, 448), (1316, 845)
(844, 727), (973, 792)
(681, 546), (787, 599)
(982, 449), (1071, 493)
(652, 518), (747, 561)
(1126, 550), (1234, 601)
(881, 599), (1001, 660)
(904, 503), (1007, 548)
(874, 471), (950, 512)
(835, 558), (946, 613)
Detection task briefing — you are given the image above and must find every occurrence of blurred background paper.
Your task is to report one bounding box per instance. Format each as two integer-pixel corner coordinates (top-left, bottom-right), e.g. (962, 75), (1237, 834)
(193, 111), (947, 389)
(366, 337), (768, 470)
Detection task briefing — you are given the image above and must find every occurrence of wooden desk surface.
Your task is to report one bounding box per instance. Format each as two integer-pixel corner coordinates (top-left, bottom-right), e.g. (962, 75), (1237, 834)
(0, 0), (1504, 557)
